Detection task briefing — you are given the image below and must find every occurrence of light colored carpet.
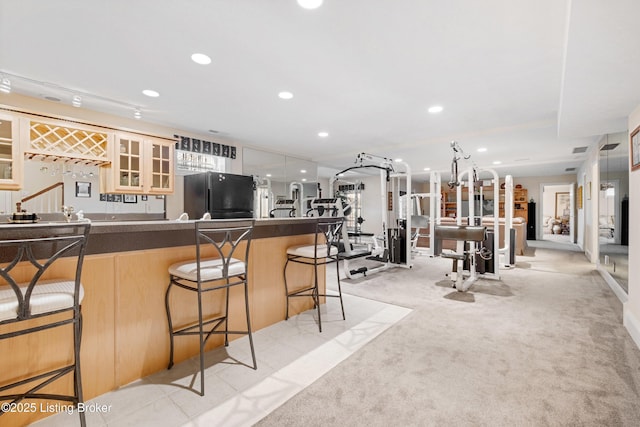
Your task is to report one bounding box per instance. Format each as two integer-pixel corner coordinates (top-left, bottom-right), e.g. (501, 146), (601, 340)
(255, 246), (640, 426)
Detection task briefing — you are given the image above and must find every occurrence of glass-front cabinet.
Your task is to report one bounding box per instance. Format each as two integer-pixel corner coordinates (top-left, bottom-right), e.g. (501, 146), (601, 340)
(0, 112), (22, 190)
(147, 139), (174, 193)
(101, 133), (174, 194)
(115, 132), (143, 192)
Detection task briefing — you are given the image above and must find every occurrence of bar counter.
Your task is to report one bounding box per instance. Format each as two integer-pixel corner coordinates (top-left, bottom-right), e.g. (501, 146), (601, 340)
(0, 218), (323, 426)
(83, 217), (321, 254)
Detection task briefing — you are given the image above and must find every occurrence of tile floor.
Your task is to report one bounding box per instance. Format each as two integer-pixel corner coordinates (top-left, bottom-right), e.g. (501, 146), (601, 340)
(32, 292), (411, 427)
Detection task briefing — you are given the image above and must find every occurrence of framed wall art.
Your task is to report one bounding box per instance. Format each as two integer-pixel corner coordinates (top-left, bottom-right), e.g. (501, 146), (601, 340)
(631, 125), (640, 171)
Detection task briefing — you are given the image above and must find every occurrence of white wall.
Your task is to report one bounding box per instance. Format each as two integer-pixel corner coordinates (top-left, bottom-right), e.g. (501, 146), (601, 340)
(508, 174), (575, 206)
(624, 104), (640, 348)
(542, 184), (572, 219)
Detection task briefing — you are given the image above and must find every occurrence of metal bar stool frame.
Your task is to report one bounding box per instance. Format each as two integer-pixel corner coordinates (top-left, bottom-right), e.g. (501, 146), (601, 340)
(0, 223), (91, 427)
(165, 219), (256, 396)
(284, 217), (345, 332)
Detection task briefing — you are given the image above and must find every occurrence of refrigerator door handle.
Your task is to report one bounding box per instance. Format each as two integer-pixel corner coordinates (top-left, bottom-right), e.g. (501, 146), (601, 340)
(207, 188), (211, 212)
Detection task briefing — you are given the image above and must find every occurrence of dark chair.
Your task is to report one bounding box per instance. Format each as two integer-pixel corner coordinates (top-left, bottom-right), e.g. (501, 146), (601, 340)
(284, 217), (345, 332)
(165, 219), (256, 396)
(0, 223), (91, 427)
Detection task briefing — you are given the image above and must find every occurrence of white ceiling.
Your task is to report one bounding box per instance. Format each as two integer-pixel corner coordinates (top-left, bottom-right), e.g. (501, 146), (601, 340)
(1, 0), (639, 180)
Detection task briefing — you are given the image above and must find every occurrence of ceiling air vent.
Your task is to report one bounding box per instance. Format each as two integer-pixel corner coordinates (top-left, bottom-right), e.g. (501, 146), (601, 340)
(572, 146), (588, 154)
(565, 167), (576, 172)
(600, 143), (619, 151)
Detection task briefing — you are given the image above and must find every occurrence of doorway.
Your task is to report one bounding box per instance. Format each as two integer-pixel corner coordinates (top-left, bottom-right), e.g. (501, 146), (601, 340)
(539, 183), (574, 244)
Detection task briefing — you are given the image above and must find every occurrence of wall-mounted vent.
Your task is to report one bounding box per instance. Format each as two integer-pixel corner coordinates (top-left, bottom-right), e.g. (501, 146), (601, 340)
(565, 167), (576, 172)
(600, 143), (619, 151)
(572, 146), (588, 154)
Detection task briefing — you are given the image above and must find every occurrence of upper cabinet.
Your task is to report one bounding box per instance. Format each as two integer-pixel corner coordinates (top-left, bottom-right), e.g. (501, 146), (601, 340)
(111, 132), (144, 192)
(0, 112), (22, 190)
(147, 138), (174, 193)
(23, 117), (111, 165)
(100, 132), (174, 194)
(0, 108), (176, 194)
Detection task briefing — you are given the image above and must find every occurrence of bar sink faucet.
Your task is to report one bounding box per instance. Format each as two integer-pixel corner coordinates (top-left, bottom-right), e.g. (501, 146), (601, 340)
(62, 205), (75, 222)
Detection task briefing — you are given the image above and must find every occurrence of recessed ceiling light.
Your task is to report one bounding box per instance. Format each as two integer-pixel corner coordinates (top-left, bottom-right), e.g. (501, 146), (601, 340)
(395, 158), (403, 162)
(302, 178), (307, 182)
(477, 147), (487, 152)
(278, 91), (293, 100)
(72, 95), (82, 107)
(297, 0), (323, 9)
(428, 105), (443, 114)
(266, 173), (272, 177)
(142, 89), (160, 97)
(318, 131), (329, 138)
(191, 53), (211, 65)
(300, 169), (307, 173)
(493, 161), (502, 165)
(423, 167), (431, 171)
(134, 108), (142, 120)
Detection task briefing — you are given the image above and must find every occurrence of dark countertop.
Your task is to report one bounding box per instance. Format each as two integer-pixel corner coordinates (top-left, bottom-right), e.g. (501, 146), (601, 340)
(0, 217), (320, 256)
(86, 217), (319, 254)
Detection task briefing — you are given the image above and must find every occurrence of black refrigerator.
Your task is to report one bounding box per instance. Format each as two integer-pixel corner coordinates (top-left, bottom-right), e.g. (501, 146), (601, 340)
(184, 172), (254, 219)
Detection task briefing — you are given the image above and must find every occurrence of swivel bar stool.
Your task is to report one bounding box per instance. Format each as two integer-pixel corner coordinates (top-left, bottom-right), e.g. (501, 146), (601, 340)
(0, 223), (91, 427)
(165, 219), (256, 396)
(284, 217), (345, 332)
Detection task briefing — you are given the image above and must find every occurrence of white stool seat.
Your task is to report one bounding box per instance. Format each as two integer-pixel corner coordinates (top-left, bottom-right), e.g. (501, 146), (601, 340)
(168, 257), (246, 281)
(0, 279), (85, 322)
(286, 244), (338, 258)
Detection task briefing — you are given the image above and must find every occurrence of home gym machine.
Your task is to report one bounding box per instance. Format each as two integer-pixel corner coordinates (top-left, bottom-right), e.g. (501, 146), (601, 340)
(408, 170), (442, 256)
(314, 152), (413, 279)
(435, 141), (501, 291)
(253, 175), (273, 218)
(289, 181), (319, 217)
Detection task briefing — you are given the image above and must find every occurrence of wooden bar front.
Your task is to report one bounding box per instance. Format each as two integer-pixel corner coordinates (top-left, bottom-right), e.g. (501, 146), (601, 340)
(0, 218), (324, 426)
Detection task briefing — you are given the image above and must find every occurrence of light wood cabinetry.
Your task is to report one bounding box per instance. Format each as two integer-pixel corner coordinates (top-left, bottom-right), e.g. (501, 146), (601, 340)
(513, 188), (528, 219)
(100, 133), (174, 194)
(146, 138), (174, 193)
(442, 188), (457, 218)
(499, 187), (528, 218)
(442, 185), (528, 219)
(22, 117), (111, 165)
(0, 112), (22, 190)
(0, 108), (176, 194)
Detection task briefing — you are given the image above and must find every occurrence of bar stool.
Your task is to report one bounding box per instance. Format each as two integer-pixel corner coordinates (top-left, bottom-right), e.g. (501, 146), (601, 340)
(0, 223), (91, 427)
(284, 217), (345, 332)
(165, 219), (256, 396)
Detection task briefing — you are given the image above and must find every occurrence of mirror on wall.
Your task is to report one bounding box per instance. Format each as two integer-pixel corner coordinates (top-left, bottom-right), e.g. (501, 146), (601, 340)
(0, 159), (165, 218)
(598, 132), (629, 292)
(242, 148), (318, 218)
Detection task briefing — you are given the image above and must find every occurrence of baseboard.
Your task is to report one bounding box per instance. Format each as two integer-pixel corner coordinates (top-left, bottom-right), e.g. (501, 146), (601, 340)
(624, 306), (640, 351)
(585, 248), (593, 262)
(597, 266), (628, 304)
